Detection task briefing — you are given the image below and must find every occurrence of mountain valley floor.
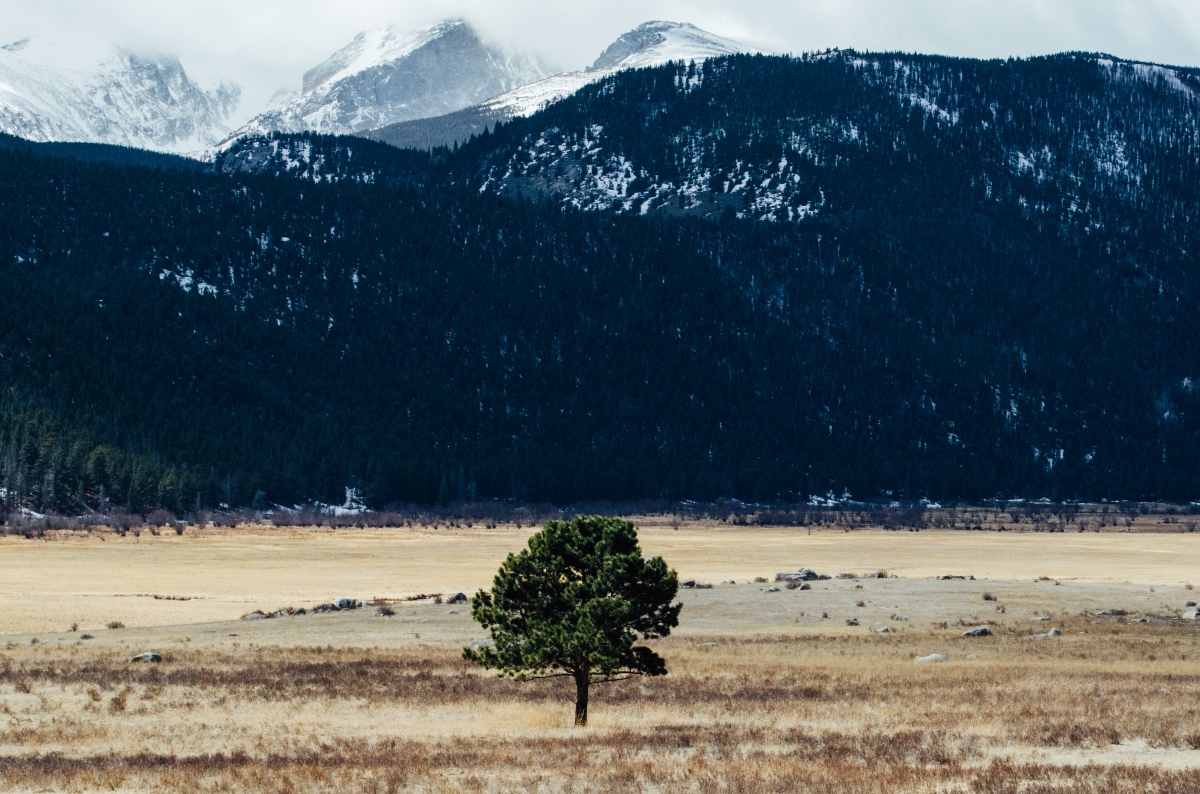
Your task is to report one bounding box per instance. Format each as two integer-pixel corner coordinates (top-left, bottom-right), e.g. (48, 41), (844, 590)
(2, 521), (1199, 792)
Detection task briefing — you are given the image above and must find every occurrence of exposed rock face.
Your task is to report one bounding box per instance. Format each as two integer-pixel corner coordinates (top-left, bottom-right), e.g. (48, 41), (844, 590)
(0, 39), (239, 153)
(227, 20), (545, 143)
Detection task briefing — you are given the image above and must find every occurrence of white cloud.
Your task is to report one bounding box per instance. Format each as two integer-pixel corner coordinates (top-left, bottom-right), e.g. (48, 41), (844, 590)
(2, 0), (1197, 126)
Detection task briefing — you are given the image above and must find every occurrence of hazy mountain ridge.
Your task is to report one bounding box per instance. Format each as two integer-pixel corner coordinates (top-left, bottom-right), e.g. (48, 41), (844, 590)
(367, 21), (755, 150)
(0, 38), (240, 153)
(223, 20), (547, 144)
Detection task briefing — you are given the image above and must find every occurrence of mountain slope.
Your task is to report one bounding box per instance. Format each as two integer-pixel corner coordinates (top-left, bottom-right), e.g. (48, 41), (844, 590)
(448, 50), (1200, 227)
(224, 20), (545, 144)
(366, 21), (754, 150)
(0, 37), (240, 153)
(2, 52), (1199, 512)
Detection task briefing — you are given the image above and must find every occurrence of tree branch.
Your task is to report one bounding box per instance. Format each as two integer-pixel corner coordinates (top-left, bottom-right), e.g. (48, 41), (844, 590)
(516, 672), (577, 682)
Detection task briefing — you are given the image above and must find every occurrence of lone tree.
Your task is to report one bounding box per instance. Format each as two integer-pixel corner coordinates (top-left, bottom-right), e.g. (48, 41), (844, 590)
(464, 515), (680, 726)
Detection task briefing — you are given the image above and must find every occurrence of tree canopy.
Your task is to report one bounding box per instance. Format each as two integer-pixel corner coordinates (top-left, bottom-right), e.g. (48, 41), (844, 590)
(464, 516), (681, 725)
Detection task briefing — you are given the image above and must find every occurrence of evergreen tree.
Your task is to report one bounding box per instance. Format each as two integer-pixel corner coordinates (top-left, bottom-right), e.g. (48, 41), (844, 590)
(464, 516), (681, 726)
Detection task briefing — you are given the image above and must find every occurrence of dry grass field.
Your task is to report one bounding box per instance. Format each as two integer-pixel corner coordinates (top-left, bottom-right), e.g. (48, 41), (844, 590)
(3, 521), (1200, 792)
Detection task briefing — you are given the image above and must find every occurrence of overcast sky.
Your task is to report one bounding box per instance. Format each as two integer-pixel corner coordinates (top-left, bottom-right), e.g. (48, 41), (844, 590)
(4, 0), (1199, 124)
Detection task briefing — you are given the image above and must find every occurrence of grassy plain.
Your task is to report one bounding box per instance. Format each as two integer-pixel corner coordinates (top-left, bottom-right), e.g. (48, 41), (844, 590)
(2, 521), (1199, 792)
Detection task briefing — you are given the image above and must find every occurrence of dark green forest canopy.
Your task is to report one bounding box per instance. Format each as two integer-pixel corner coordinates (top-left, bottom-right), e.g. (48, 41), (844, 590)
(1, 52), (1197, 513)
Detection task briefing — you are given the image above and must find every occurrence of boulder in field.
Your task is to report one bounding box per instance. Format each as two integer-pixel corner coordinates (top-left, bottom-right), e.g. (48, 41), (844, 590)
(775, 568), (826, 582)
(961, 626), (991, 637)
(242, 610), (268, 620)
(130, 652), (162, 663)
(915, 653), (948, 663)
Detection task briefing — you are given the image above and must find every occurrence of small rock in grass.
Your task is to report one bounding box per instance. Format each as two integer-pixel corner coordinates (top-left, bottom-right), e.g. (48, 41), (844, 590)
(242, 610), (268, 621)
(335, 598), (357, 610)
(961, 626), (991, 637)
(753, 577), (768, 583)
(130, 652), (162, 663)
(468, 638), (495, 650)
(915, 653), (948, 663)
(877, 626), (890, 634)
(845, 618), (860, 626)
(79, 634), (94, 640)
(765, 586), (781, 593)
(1030, 627), (1062, 639)
(1184, 608), (1199, 620)
(697, 642), (718, 648)
(891, 614), (910, 621)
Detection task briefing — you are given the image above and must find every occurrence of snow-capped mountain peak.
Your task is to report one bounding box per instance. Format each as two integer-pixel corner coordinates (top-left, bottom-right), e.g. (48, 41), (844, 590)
(0, 38), (240, 153)
(478, 21), (757, 120)
(302, 20), (467, 95)
(366, 19), (759, 150)
(588, 21), (748, 72)
(223, 19), (547, 145)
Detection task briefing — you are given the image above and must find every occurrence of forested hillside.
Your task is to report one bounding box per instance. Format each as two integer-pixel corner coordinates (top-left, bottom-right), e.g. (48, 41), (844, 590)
(2, 52), (1198, 514)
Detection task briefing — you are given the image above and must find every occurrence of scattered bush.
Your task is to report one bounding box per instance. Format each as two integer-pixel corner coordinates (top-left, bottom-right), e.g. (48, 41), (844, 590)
(106, 621), (125, 630)
(983, 592), (997, 601)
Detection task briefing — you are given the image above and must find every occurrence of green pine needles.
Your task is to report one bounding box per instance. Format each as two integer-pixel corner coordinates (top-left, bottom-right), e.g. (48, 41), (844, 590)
(464, 516), (681, 726)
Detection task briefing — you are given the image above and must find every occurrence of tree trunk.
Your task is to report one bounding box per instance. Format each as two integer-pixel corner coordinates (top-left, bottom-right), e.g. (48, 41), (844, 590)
(574, 672), (589, 727)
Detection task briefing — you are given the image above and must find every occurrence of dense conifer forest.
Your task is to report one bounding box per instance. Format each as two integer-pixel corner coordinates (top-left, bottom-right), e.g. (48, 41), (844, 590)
(1, 52), (1197, 514)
